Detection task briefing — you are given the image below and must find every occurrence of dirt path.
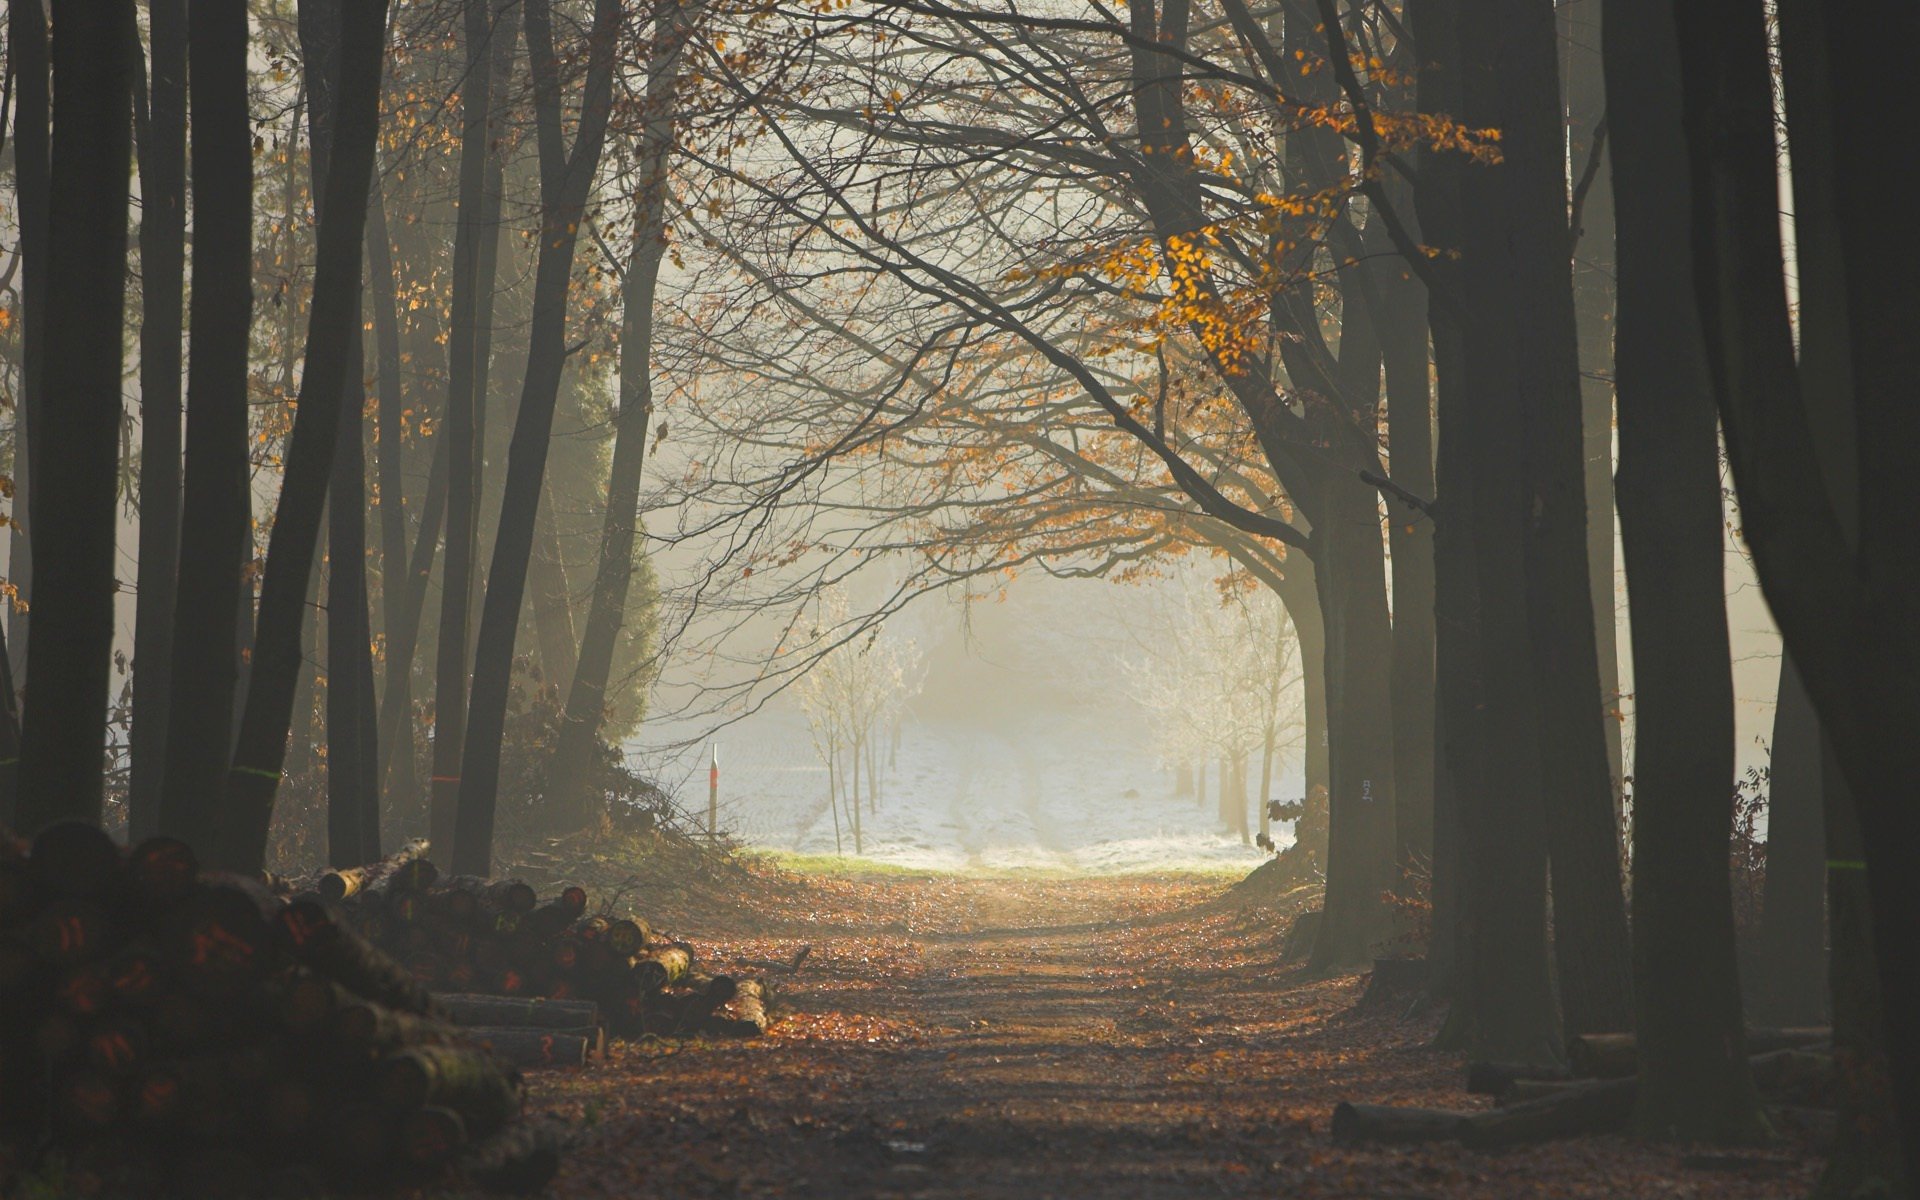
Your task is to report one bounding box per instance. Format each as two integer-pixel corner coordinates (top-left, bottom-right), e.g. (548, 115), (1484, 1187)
(527, 872), (1822, 1199)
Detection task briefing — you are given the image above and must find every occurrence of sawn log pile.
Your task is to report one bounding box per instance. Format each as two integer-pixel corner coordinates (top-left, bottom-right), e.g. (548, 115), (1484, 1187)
(302, 840), (775, 1042)
(0, 822), (566, 1197)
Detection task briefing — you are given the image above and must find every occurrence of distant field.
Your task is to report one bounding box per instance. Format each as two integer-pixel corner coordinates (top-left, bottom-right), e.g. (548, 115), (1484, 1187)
(631, 706), (1287, 874)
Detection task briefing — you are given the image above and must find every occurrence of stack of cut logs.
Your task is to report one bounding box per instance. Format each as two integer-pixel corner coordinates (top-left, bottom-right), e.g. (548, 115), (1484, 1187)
(307, 841), (770, 1045)
(0, 822), (563, 1198)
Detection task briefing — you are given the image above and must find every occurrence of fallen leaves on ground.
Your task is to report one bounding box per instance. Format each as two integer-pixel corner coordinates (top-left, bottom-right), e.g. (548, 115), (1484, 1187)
(437, 866), (1822, 1199)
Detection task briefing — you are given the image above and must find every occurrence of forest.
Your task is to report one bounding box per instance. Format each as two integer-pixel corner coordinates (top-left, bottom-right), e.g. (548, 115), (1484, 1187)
(0, 0), (1913, 1194)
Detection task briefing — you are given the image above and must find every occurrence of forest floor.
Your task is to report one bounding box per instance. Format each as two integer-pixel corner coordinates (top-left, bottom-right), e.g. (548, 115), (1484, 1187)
(502, 868), (1825, 1200)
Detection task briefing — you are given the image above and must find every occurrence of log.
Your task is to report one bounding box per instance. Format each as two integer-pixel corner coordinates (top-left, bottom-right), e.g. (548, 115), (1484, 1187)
(1331, 1078), (1638, 1149)
(460, 1027), (592, 1069)
(65, 1137), (164, 1199)
(318, 840), (432, 903)
(377, 1045), (521, 1135)
(30, 821), (123, 899)
(125, 836), (200, 909)
(85, 1014), (149, 1075)
(705, 977), (769, 1038)
(150, 993), (220, 1050)
(399, 1105), (469, 1175)
(1466, 1060), (1571, 1096)
(486, 880), (538, 915)
(162, 876), (281, 996)
(459, 1116), (566, 1195)
(606, 918), (648, 955)
(436, 993), (601, 1031)
(0, 861), (36, 929)
(106, 943), (166, 1007)
(331, 1103), (396, 1176)
(518, 898), (582, 939)
(634, 946), (691, 993)
(57, 963), (113, 1015)
(27, 900), (111, 966)
(57, 1070), (123, 1130)
(1498, 1078), (1586, 1105)
(329, 996), (462, 1055)
(279, 898), (444, 1018)
(645, 975), (738, 1037)
(1459, 1077), (1637, 1149)
(170, 1145), (262, 1200)
(278, 971), (341, 1036)
(262, 1076), (316, 1140)
(1330, 1102), (1468, 1145)
(1567, 1026), (1831, 1079)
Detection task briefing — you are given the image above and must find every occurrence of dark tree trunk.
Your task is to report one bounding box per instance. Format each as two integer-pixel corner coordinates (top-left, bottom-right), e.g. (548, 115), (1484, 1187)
(452, 0), (622, 876)
(1373, 211), (1437, 874)
(128, 0), (189, 842)
(216, 0), (389, 871)
(367, 177), (409, 738)
(545, 0), (693, 827)
(1812, 0), (1920, 1180)
(1819, 749), (1906, 1198)
(0, 622), (20, 823)
(1755, 657), (1827, 1026)
(1775, 5), (1902, 1189)
(155, 0), (253, 854)
(1675, 0), (1920, 1176)
(15, 0), (136, 827)
(304, 0), (383, 868)
(1458, 0), (1633, 1041)
(4, 0), (51, 695)
(430, 0), (514, 859)
(327, 370), (381, 866)
(1562, 0), (1624, 811)
(1498, 0), (1635, 1039)
(1450, 0), (1564, 1068)
(1606, 0), (1762, 1141)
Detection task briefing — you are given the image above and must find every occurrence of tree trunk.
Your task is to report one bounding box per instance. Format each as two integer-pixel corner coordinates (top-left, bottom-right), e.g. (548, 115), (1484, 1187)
(1775, 4), (1904, 1188)
(1372, 208), (1437, 873)
(1562, 0), (1624, 813)
(285, 559), (322, 781)
(4, 0), (51, 697)
(377, 431), (447, 804)
(1308, 485), (1399, 968)
(451, 0), (621, 876)
(544, 0), (693, 828)
(1676, 0), (1920, 1174)
(527, 481), (576, 693)
(1488, 0), (1636, 1040)
(1258, 620), (1282, 845)
(0, 622), (21, 823)
(128, 0), (189, 842)
(1451, 0), (1562, 1069)
(1755, 657), (1827, 1026)
(367, 177), (408, 712)
(1408, 0), (1469, 1010)
(15, 0), (136, 827)
(303, 0), (383, 867)
(430, 0), (515, 860)
(216, 0), (389, 872)
(1606, 0), (1763, 1140)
